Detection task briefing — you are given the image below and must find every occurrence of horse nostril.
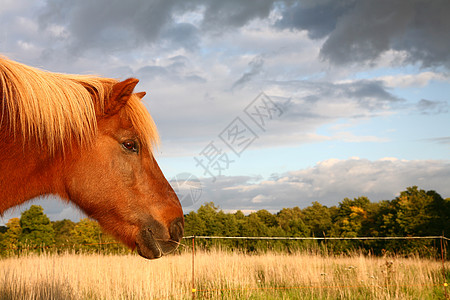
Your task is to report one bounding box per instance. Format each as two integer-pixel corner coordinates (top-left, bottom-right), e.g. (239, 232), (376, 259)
(169, 217), (184, 241)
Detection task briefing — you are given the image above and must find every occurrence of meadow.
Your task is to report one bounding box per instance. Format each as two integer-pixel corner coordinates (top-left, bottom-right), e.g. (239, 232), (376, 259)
(0, 249), (447, 299)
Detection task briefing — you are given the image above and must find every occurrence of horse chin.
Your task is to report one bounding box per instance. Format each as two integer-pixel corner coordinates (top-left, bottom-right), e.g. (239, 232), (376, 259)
(135, 224), (182, 259)
(134, 216), (183, 259)
(135, 228), (163, 259)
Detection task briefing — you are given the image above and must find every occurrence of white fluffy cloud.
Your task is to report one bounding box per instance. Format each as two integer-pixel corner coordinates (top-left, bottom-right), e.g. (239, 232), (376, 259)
(191, 158), (450, 211)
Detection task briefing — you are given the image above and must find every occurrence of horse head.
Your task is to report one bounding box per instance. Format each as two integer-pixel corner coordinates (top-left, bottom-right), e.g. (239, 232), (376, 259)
(0, 56), (182, 259)
(63, 79), (183, 259)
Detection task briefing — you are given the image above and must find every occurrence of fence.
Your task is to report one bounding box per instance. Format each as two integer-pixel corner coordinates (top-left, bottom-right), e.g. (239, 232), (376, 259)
(183, 235), (449, 299)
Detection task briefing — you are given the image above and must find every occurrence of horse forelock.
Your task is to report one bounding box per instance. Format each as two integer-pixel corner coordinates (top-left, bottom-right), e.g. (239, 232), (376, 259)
(0, 56), (159, 154)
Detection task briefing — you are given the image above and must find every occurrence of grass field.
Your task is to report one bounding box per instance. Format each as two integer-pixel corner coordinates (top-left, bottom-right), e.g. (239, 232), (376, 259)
(0, 249), (447, 299)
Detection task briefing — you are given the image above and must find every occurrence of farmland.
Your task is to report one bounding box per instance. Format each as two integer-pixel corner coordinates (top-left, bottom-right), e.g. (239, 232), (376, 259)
(0, 249), (447, 299)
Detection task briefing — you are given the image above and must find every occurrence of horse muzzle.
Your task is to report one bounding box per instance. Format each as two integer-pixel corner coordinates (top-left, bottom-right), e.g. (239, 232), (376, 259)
(135, 217), (184, 259)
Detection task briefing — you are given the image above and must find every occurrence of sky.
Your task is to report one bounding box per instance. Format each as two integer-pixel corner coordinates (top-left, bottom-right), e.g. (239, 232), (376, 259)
(1, 0), (449, 224)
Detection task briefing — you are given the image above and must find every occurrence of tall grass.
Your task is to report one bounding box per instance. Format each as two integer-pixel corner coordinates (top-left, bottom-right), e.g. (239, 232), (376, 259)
(0, 249), (447, 299)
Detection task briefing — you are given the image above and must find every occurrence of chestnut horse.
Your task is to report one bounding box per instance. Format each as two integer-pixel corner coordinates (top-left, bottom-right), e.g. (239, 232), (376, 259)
(0, 56), (183, 259)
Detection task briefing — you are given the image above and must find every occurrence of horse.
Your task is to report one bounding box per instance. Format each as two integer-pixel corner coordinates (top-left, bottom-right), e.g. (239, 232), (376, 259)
(0, 56), (183, 259)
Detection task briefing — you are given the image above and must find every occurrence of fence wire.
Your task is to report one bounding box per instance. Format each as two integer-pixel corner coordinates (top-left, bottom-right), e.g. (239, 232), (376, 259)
(183, 235), (450, 241)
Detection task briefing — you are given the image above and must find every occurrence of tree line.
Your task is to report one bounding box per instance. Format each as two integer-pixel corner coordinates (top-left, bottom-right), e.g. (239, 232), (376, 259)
(1, 186), (449, 257)
(0, 205), (129, 256)
(183, 186), (449, 256)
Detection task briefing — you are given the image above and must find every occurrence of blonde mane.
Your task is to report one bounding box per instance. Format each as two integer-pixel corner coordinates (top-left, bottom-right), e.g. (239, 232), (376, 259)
(0, 56), (158, 154)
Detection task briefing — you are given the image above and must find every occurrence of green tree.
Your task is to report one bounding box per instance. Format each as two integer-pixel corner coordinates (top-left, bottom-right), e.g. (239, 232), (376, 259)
(394, 186), (437, 236)
(197, 202), (222, 235)
(217, 211), (239, 236)
(277, 207), (308, 236)
(302, 202), (332, 237)
(184, 211), (207, 236)
(332, 197), (371, 237)
(445, 198), (450, 236)
(1, 218), (21, 251)
(19, 205), (55, 248)
(256, 210), (278, 228)
(53, 219), (76, 246)
(425, 190), (450, 235)
(371, 199), (398, 236)
(0, 226), (6, 251)
(241, 213), (269, 237)
(71, 218), (102, 245)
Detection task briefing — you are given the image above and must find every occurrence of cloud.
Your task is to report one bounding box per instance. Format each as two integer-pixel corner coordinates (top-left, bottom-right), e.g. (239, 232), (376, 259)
(417, 99), (449, 115)
(0, 196), (85, 226)
(4, 158), (449, 223)
(377, 72), (449, 88)
(149, 76), (402, 157)
(276, 0), (354, 40)
(269, 79), (403, 119)
(277, 0), (450, 68)
(2, 1), (448, 226)
(190, 158), (450, 211)
(200, 0), (276, 32)
(37, 0), (278, 55)
(424, 137), (450, 145)
(232, 55), (265, 90)
(7, 0), (450, 70)
(0, 1), (408, 156)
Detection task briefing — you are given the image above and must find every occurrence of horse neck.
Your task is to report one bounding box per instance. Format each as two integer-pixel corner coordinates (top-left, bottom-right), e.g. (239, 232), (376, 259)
(0, 131), (68, 214)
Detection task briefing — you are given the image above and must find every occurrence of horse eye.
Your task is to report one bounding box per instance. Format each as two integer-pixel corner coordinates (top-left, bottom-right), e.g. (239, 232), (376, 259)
(122, 140), (138, 153)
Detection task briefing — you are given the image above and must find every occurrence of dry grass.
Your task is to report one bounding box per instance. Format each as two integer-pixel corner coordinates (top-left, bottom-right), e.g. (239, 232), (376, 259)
(0, 249), (447, 299)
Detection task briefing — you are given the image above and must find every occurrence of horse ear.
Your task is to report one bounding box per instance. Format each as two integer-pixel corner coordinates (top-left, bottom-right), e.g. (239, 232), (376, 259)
(135, 91), (146, 99)
(105, 78), (139, 115)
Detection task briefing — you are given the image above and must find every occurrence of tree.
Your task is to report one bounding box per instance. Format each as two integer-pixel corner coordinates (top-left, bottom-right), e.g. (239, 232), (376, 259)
(1, 218), (21, 251)
(425, 190), (450, 235)
(394, 186), (438, 236)
(197, 202), (222, 235)
(53, 219), (76, 246)
(333, 197), (371, 237)
(184, 211), (207, 236)
(19, 205), (55, 247)
(241, 213), (269, 237)
(277, 207), (308, 236)
(302, 202), (332, 237)
(71, 218), (102, 245)
(217, 211), (239, 236)
(371, 199), (398, 236)
(256, 210), (279, 228)
(0, 226), (6, 250)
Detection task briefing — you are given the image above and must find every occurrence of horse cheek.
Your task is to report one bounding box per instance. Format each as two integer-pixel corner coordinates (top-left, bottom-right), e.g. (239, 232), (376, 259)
(110, 156), (137, 188)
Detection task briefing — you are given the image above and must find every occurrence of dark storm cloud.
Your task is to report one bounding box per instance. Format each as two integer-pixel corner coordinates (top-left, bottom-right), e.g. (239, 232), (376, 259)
(38, 0), (277, 53)
(39, 0), (185, 52)
(277, 0), (450, 68)
(200, 0), (275, 31)
(276, 0), (355, 39)
(38, 0), (450, 67)
(163, 23), (200, 51)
